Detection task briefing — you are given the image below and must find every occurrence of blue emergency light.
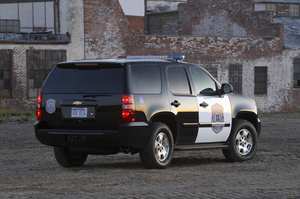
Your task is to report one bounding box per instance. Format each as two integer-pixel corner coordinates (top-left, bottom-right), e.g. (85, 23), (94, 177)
(118, 55), (185, 61)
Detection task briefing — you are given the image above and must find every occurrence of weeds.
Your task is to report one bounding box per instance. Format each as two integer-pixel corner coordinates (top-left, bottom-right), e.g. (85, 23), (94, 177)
(0, 109), (36, 120)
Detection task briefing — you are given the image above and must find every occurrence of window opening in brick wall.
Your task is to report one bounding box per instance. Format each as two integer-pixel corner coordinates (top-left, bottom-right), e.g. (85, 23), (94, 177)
(229, 64), (243, 95)
(201, 64), (218, 80)
(289, 4), (299, 17)
(294, 58), (300, 88)
(27, 50), (66, 98)
(0, 19), (20, 33)
(266, 4), (276, 16)
(0, 50), (13, 98)
(254, 67), (268, 94)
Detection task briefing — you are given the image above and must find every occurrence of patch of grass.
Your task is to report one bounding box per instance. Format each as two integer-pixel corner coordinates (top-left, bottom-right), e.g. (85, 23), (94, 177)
(0, 109), (36, 120)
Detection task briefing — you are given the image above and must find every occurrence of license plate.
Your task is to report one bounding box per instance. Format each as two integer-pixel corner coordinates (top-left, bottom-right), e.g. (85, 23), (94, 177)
(71, 108), (87, 118)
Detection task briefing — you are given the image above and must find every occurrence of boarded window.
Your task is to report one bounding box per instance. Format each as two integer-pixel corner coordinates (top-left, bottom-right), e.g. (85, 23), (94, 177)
(229, 64), (243, 95)
(266, 4), (276, 16)
(254, 67), (267, 94)
(201, 64), (218, 80)
(294, 58), (300, 88)
(27, 50), (66, 98)
(0, 50), (13, 98)
(289, 4), (299, 17)
(0, 19), (20, 32)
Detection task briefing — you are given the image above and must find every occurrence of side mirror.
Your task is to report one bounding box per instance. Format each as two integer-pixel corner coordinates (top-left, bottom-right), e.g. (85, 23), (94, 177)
(221, 83), (233, 94)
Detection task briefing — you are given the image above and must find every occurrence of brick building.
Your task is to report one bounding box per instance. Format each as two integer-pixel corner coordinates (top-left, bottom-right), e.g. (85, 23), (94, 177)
(0, 0), (299, 112)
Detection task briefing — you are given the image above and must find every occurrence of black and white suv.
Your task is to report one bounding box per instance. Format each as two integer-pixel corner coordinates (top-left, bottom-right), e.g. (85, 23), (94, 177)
(35, 55), (261, 169)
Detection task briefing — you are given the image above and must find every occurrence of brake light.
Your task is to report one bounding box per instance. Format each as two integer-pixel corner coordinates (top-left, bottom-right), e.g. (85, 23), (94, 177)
(36, 94), (42, 121)
(122, 94), (135, 122)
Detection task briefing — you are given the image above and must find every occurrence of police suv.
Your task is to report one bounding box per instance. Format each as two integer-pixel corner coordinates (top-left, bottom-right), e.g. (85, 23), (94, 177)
(35, 55), (261, 169)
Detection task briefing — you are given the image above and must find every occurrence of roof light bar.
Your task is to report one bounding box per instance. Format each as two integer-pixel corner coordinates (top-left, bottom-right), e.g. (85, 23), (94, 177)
(118, 55), (185, 61)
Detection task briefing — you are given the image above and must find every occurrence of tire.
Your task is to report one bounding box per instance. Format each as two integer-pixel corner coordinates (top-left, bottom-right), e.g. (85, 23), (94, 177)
(54, 146), (88, 167)
(222, 119), (258, 162)
(139, 123), (174, 169)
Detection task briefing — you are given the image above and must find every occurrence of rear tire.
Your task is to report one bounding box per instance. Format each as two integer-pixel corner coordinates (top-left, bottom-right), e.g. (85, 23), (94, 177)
(54, 146), (88, 167)
(139, 123), (174, 169)
(222, 119), (258, 162)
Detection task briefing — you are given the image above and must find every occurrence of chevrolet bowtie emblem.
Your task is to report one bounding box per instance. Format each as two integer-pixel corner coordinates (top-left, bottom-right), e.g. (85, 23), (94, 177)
(73, 101), (82, 105)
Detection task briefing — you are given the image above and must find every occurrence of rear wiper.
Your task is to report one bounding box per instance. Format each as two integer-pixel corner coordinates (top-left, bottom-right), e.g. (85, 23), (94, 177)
(82, 94), (113, 98)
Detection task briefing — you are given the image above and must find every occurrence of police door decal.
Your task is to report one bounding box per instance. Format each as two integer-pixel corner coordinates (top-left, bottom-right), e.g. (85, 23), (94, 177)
(211, 103), (224, 134)
(195, 95), (232, 143)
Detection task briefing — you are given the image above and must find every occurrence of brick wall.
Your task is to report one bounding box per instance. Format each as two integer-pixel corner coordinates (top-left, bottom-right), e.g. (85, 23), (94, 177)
(126, 15), (144, 35)
(84, 0), (132, 59)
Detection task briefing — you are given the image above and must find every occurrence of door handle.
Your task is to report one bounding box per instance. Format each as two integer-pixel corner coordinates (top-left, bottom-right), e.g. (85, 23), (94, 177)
(200, 102), (209, 107)
(171, 100), (181, 108)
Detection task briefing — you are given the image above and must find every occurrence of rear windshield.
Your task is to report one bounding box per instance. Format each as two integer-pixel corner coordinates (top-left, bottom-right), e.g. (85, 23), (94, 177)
(42, 66), (123, 94)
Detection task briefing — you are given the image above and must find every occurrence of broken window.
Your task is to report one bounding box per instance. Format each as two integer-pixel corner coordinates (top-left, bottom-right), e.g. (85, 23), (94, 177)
(229, 64), (243, 95)
(0, 50), (13, 98)
(27, 50), (66, 98)
(254, 67), (267, 94)
(0, 1), (56, 33)
(266, 4), (276, 16)
(289, 4), (299, 17)
(294, 58), (300, 88)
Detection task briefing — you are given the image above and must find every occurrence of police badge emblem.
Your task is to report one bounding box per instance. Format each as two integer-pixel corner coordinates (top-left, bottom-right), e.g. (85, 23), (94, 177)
(46, 99), (56, 114)
(211, 103), (225, 134)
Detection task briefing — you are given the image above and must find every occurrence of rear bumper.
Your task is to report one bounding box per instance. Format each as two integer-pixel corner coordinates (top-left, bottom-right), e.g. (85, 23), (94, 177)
(34, 121), (149, 150)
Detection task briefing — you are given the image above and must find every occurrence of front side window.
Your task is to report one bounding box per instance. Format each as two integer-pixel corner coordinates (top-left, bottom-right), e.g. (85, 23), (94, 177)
(190, 67), (217, 95)
(167, 66), (191, 95)
(294, 58), (300, 88)
(27, 50), (66, 98)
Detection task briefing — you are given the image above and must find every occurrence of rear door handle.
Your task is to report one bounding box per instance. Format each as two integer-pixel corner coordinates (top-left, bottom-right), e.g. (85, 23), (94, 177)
(200, 102), (209, 107)
(171, 100), (181, 108)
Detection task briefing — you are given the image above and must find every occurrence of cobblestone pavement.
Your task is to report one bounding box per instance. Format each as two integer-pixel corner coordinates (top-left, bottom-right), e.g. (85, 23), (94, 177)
(0, 114), (300, 199)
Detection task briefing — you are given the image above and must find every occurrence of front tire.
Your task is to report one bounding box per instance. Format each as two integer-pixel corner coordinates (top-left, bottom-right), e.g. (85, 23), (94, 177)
(222, 119), (258, 162)
(139, 123), (174, 169)
(54, 146), (88, 167)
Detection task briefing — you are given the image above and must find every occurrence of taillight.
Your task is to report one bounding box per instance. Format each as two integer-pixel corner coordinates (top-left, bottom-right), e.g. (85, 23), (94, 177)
(122, 94), (135, 122)
(36, 94), (42, 121)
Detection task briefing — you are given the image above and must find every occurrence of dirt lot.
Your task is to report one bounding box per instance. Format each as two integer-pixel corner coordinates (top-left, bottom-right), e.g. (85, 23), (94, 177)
(0, 114), (300, 199)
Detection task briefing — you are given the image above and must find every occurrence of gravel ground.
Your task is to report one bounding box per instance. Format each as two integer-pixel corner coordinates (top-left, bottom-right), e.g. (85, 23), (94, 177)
(0, 114), (300, 199)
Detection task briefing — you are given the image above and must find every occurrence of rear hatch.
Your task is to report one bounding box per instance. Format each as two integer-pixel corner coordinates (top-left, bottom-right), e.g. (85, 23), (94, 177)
(39, 62), (124, 130)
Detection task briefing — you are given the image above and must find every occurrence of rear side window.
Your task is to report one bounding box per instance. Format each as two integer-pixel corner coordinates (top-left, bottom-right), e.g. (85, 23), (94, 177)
(42, 66), (123, 94)
(167, 66), (191, 95)
(131, 63), (161, 94)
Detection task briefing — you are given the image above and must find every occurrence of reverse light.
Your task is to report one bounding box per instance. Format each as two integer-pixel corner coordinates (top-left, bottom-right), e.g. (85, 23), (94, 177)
(117, 55), (185, 61)
(36, 94), (42, 121)
(122, 94), (136, 122)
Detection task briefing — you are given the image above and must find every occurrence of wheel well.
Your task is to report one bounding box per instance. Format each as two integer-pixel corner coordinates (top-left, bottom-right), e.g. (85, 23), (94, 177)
(151, 114), (178, 143)
(235, 112), (259, 135)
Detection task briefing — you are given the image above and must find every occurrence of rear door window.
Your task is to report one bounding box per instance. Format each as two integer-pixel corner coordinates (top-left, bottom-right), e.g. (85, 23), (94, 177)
(131, 63), (161, 94)
(42, 65), (123, 94)
(167, 66), (191, 95)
